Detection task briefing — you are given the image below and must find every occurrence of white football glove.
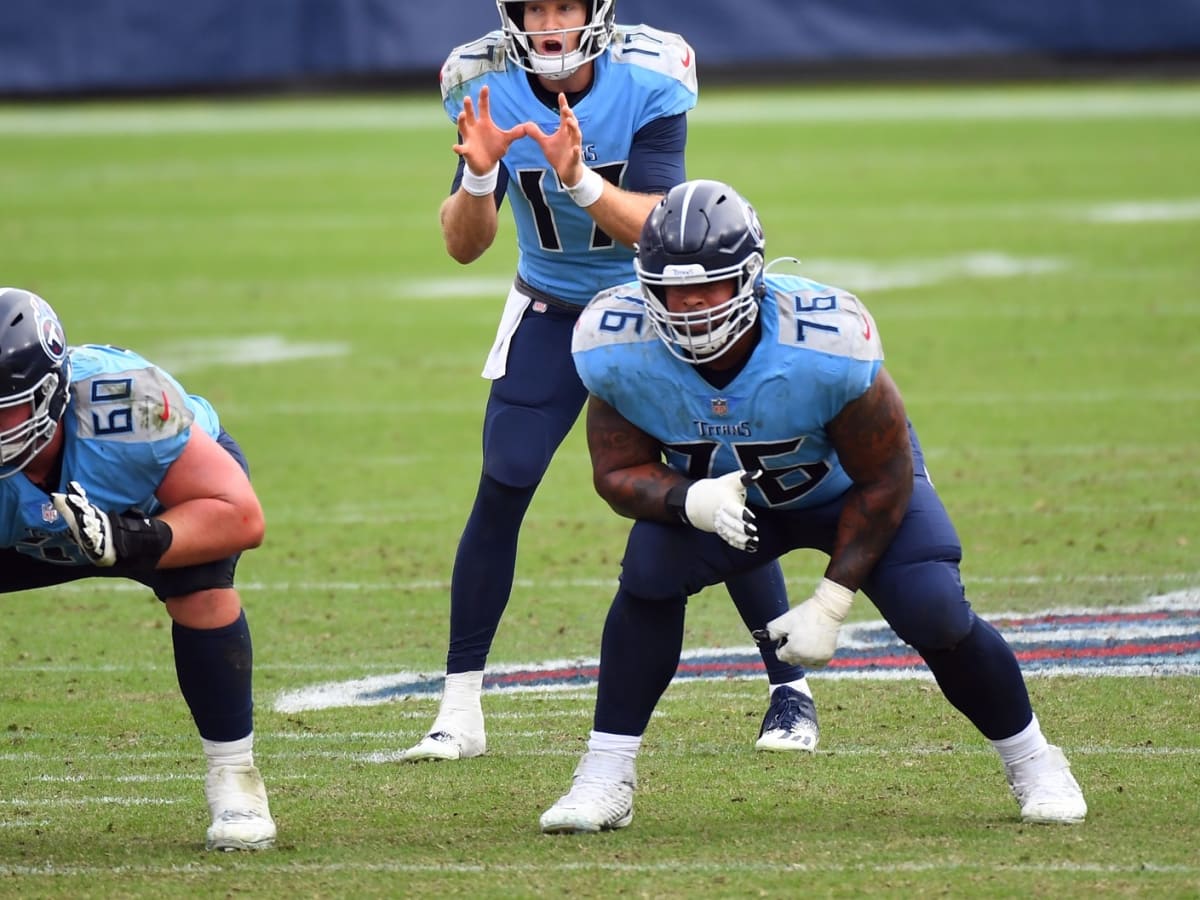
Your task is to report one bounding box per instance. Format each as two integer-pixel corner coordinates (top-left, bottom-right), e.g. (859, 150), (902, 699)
(682, 470), (759, 552)
(52, 481), (118, 566)
(764, 578), (855, 667)
(51, 480), (173, 568)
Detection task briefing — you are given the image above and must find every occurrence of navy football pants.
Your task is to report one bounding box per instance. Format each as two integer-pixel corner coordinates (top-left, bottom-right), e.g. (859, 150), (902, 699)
(595, 427), (1034, 741)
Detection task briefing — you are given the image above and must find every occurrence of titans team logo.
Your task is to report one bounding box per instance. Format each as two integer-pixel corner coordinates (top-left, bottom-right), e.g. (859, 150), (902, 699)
(32, 297), (67, 362)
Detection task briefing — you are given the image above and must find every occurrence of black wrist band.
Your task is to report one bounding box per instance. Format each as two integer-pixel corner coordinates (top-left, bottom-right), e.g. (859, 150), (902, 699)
(664, 482), (692, 524)
(112, 514), (174, 568)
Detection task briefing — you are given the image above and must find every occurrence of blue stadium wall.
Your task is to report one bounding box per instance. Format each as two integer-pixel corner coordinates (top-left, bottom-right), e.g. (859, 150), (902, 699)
(2, 0), (1199, 96)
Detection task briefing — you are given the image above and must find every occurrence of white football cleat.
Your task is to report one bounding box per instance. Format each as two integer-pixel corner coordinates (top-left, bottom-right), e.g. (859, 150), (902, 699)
(1006, 745), (1087, 824)
(402, 704), (486, 762)
(540, 750), (635, 834)
(402, 727), (486, 761)
(755, 685), (819, 753)
(205, 765), (276, 851)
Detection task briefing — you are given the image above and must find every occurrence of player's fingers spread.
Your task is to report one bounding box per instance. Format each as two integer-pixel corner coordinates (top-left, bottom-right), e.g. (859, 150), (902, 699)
(524, 121), (547, 143)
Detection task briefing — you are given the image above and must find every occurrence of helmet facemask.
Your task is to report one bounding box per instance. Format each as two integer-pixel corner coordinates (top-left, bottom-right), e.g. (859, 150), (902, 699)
(0, 367), (67, 478)
(497, 0), (616, 80)
(636, 255), (764, 364)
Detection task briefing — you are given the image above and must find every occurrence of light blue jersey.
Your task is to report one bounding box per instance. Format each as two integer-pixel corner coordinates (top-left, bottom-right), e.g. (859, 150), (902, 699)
(571, 274), (885, 510)
(440, 25), (697, 305)
(0, 344), (219, 565)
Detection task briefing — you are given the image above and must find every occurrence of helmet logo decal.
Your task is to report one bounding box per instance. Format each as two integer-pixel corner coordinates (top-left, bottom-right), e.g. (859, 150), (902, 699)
(32, 297), (67, 363)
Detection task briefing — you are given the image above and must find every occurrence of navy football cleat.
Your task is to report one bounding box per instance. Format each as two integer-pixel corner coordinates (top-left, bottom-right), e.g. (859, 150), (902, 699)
(755, 685), (819, 752)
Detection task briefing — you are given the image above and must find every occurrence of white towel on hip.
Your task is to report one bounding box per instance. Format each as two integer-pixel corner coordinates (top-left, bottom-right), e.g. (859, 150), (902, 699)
(481, 282), (532, 380)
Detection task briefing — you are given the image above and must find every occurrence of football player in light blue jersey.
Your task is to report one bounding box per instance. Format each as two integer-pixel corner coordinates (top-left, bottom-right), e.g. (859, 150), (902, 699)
(541, 180), (1087, 833)
(406, 1), (818, 763)
(0, 288), (276, 851)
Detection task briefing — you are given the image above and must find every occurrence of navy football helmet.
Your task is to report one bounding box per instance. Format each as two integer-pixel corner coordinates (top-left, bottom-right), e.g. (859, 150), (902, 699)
(497, 0), (616, 80)
(635, 180), (767, 364)
(0, 287), (71, 478)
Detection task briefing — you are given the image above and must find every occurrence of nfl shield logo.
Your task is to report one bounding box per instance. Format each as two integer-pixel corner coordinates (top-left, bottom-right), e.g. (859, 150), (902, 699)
(710, 397), (729, 417)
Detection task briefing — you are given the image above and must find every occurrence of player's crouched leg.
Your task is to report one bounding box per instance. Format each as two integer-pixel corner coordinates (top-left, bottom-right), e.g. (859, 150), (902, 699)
(619, 519), (735, 600)
(163, 586), (276, 851)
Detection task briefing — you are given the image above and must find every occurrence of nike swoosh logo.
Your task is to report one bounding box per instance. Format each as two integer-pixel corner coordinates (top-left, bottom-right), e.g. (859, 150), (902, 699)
(681, 48), (692, 68)
(159, 391), (170, 421)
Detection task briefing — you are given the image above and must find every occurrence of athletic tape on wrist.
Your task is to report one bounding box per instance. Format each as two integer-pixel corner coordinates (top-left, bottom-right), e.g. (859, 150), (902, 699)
(563, 167), (604, 207)
(461, 162), (499, 197)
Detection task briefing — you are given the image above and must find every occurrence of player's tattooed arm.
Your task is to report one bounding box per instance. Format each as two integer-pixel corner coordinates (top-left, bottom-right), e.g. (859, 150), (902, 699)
(585, 394), (685, 522)
(824, 367), (914, 591)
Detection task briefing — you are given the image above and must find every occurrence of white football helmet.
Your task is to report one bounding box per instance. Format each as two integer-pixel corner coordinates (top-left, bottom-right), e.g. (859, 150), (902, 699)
(497, 0), (616, 80)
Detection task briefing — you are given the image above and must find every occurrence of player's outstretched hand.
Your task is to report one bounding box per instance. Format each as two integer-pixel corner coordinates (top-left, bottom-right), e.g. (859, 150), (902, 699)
(683, 470), (759, 552)
(523, 93), (585, 188)
(764, 579), (855, 667)
(453, 85), (528, 174)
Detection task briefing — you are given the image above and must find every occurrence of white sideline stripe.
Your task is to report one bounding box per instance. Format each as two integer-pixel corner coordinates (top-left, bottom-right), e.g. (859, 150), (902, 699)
(0, 797), (184, 806)
(406, 252), (1065, 300)
(1084, 200), (1200, 223)
(149, 335), (348, 373)
(3, 744), (1198, 769)
(22, 571), (1200, 598)
(1, 860), (1197, 877)
(34, 772), (313, 784)
(2, 88), (1198, 135)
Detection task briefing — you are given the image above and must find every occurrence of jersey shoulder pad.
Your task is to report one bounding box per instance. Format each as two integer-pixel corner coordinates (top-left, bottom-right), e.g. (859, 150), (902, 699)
(440, 31), (507, 102)
(572, 283), (654, 355)
(69, 345), (196, 441)
(610, 25), (697, 92)
(769, 276), (884, 362)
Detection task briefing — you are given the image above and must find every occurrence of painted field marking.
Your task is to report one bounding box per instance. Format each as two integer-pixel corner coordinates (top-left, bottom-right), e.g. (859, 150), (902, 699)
(273, 591), (1200, 713)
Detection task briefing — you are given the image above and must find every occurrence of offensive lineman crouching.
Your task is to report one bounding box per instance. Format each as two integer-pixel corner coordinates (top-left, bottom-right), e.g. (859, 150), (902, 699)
(0, 287), (276, 851)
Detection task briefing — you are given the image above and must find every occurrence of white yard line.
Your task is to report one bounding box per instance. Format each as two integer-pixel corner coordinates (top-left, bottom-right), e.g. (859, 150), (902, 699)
(2, 87), (1198, 136)
(1, 858), (1197, 878)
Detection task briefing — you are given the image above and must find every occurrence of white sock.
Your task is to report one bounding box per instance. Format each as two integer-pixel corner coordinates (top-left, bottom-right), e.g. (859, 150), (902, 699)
(771, 676), (811, 698)
(991, 714), (1050, 768)
(203, 733), (254, 770)
(587, 730), (642, 762)
(436, 670), (484, 719)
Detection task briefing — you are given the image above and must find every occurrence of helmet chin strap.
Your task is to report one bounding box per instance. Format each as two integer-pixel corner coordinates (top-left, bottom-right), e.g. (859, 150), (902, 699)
(527, 49), (586, 80)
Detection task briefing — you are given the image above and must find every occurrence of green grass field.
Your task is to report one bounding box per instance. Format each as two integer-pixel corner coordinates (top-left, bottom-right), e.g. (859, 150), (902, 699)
(1, 80), (1198, 898)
